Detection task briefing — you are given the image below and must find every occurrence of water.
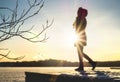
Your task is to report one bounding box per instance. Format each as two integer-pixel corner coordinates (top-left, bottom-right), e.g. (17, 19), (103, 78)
(0, 67), (120, 82)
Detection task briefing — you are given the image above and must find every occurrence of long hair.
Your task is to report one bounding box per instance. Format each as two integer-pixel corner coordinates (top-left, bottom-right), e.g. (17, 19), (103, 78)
(75, 7), (87, 31)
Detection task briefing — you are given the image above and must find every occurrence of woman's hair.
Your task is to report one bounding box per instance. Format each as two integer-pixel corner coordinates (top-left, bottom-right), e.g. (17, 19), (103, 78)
(77, 7), (88, 19)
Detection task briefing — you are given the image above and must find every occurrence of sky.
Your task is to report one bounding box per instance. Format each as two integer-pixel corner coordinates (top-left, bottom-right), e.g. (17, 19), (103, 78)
(0, 0), (120, 62)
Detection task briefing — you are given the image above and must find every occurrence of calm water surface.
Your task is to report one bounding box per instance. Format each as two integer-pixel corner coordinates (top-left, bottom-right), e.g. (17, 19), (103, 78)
(0, 67), (119, 82)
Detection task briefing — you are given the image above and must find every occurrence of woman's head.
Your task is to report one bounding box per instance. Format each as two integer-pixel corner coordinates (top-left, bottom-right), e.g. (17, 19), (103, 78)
(77, 7), (88, 19)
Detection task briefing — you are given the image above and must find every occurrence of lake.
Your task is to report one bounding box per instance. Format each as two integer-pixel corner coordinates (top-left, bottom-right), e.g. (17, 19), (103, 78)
(0, 67), (120, 82)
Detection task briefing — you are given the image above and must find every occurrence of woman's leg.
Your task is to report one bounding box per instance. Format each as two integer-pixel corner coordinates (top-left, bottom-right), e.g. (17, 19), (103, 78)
(75, 45), (84, 71)
(83, 52), (97, 70)
(83, 53), (93, 63)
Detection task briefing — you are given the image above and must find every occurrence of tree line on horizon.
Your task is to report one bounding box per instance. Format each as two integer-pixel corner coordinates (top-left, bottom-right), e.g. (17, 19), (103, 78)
(0, 59), (120, 67)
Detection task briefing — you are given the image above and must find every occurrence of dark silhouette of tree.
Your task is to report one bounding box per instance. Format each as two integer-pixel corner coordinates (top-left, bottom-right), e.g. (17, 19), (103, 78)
(0, 0), (53, 60)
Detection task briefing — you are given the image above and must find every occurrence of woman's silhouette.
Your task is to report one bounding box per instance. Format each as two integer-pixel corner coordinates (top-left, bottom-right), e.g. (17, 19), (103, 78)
(73, 7), (96, 71)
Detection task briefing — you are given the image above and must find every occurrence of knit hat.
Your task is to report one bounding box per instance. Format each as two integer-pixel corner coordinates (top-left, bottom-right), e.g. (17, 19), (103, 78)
(77, 7), (88, 19)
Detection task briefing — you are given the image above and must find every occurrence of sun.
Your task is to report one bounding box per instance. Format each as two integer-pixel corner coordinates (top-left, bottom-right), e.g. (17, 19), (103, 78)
(67, 31), (78, 47)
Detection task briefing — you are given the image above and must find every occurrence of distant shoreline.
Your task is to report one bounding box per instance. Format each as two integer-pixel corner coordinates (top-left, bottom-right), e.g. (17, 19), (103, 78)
(0, 59), (120, 67)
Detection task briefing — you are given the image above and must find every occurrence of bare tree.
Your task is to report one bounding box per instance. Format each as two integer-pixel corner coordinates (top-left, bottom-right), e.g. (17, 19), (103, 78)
(0, 0), (53, 60)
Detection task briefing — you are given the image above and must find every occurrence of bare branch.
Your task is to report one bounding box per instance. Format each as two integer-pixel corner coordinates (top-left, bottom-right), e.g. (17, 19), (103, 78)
(0, 52), (25, 61)
(23, 19), (54, 40)
(0, 0), (49, 42)
(0, 51), (10, 60)
(0, 0), (53, 60)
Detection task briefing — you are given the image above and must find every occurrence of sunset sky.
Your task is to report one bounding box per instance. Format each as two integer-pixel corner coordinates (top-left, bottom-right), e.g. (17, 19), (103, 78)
(0, 0), (120, 62)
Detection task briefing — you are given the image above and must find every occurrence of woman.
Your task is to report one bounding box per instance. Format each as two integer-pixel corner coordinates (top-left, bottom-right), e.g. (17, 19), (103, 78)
(73, 7), (96, 71)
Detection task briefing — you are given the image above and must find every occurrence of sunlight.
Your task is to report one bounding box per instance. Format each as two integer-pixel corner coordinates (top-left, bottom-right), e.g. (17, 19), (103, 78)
(67, 31), (79, 47)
